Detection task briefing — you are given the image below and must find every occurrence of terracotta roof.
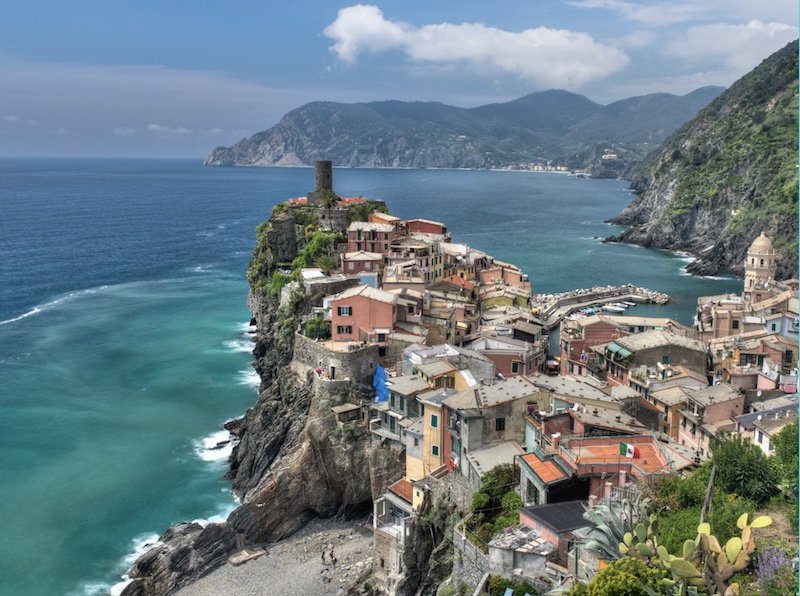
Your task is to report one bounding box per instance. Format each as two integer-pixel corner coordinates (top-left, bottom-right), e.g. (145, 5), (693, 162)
(389, 478), (413, 503)
(563, 438), (667, 475)
(520, 452), (568, 484)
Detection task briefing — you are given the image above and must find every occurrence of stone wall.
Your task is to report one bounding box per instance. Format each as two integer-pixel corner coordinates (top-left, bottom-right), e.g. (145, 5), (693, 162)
(293, 332), (379, 386)
(452, 524), (489, 592)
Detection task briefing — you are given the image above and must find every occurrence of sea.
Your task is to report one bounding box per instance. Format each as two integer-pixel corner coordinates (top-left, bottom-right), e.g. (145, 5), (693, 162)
(0, 158), (741, 595)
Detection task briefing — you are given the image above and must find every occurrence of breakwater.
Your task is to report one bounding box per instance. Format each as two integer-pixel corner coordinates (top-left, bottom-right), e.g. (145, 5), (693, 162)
(532, 284), (671, 328)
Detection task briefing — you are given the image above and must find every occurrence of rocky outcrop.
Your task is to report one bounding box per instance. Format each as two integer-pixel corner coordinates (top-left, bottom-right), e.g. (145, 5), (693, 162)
(607, 40), (798, 278)
(123, 211), (404, 595)
(205, 88), (722, 171)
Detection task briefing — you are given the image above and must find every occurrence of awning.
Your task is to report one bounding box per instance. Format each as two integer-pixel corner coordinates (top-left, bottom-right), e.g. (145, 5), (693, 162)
(617, 348), (633, 359)
(606, 343), (622, 354)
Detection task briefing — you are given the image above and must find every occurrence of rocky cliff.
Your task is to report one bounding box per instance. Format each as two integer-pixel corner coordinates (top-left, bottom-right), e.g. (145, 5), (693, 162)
(607, 40), (798, 278)
(204, 88), (722, 173)
(121, 208), (404, 596)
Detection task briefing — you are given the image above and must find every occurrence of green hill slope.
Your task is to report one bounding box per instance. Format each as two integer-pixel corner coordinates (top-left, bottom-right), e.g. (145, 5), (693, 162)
(610, 40), (798, 278)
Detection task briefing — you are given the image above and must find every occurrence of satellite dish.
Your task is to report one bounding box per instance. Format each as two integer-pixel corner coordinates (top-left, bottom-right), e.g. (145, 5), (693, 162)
(757, 390), (762, 397)
(757, 415), (763, 421)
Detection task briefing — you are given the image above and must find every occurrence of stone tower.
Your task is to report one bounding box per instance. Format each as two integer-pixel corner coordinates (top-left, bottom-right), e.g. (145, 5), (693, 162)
(744, 231), (777, 302)
(309, 160), (333, 205)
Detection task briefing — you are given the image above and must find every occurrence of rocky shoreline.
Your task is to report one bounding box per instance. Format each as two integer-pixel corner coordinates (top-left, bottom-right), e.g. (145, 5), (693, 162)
(120, 283), (404, 596)
(176, 516), (375, 596)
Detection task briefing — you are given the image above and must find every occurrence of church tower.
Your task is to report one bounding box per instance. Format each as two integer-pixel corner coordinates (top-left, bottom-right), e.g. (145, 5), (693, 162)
(744, 231), (777, 303)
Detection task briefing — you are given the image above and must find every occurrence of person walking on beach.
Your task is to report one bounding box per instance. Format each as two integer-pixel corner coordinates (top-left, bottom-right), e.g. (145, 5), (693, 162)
(321, 549), (326, 564)
(330, 548), (336, 566)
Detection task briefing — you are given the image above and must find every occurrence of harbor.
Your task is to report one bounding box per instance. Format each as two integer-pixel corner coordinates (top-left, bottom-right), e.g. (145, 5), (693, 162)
(531, 284), (671, 328)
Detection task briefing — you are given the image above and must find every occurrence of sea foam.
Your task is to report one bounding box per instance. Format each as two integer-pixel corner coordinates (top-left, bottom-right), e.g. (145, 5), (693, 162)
(193, 430), (238, 463)
(238, 368), (260, 387)
(223, 337), (254, 353)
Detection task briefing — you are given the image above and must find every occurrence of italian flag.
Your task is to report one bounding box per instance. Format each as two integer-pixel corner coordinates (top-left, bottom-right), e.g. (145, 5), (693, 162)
(619, 442), (639, 458)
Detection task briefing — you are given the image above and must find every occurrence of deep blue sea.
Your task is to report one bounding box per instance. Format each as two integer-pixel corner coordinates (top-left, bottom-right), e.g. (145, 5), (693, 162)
(0, 159), (741, 595)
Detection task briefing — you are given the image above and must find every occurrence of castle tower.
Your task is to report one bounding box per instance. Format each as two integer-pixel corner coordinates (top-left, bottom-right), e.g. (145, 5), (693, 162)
(309, 160), (333, 205)
(744, 231), (777, 302)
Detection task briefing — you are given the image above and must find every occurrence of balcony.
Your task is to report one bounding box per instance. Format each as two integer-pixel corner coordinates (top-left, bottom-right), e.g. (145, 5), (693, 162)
(370, 418), (402, 443)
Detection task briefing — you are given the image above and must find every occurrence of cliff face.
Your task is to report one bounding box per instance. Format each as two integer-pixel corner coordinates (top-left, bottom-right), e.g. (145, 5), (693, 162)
(608, 40), (798, 278)
(122, 210), (404, 596)
(204, 88), (722, 172)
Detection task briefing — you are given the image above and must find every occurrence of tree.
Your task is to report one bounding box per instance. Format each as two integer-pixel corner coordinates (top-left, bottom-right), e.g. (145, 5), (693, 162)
(711, 434), (778, 504)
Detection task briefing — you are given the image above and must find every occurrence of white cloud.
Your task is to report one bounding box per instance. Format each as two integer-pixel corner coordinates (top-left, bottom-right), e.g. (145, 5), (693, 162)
(570, 0), (796, 27)
(667, 20), (797, 71)
(146, 123), (192, 135)
(324, 4), (629, 89)
(568, 1), (706, 26)
(2, 115), (20, 122)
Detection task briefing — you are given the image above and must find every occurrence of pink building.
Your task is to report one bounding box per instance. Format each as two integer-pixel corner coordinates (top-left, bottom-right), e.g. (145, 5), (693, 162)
(405, 218), (447, 235)
(347, 222), (395, 258)
(340, 251), (383, 275)
(329, 285), (398, 345)
(479, 264), (531, 291)
(677, 384), (745, 457)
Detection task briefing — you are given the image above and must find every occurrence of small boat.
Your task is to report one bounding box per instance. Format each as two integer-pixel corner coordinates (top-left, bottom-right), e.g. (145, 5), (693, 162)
(603, 304), (626, 313)
(622, 301), (637, 307)
(612, 303), (630, 309)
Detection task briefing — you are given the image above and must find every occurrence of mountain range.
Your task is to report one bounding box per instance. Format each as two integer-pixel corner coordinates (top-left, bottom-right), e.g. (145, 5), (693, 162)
(204, 87), (723, 174)
(608, 40), (798, 278)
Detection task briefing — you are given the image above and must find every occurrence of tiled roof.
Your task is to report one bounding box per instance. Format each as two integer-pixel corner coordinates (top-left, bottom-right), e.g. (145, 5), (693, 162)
(520, 452), (568, 484)
(563, 437), (668, 475)
(332, 284), (397, 304)
(388, 478), (413, 503)
(348, 222), (394, 232)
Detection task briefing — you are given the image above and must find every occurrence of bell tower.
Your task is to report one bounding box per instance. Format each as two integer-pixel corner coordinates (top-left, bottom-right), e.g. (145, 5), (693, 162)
(744, 231), (777, 303)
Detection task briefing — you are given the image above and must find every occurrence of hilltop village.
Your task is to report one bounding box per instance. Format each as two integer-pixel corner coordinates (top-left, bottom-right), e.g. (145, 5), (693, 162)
(242, 162), (799, 594)
(124, 162), (798, 596)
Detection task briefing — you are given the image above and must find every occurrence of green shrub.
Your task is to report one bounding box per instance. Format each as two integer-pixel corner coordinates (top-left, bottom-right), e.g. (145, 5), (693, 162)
(501, 491), (522, 515)
(471, 492), (490, 513)
(568, 557), (666, 596)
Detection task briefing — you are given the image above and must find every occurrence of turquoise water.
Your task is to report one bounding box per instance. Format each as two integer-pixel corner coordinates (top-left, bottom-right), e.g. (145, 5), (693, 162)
(0, 159), (741, 595)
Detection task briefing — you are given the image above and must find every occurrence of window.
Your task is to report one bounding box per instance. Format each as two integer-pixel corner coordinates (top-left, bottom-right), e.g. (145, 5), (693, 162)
(389, 393), (395, 408)
(399, 395), (405, 411)
(432, 445), (439, 456)
(511, 362), (520, 374)
(413, 437), (419, 447)
(757, 430), (764, 444)
(337, 306), (352, 316)
(495, 417), (506, 431)
(681, 417), (687, 428)
(771, 323), (777, 331)
(348, 262), (355, 271)
(377, 333), (386, 342)
(407, 304), (415, 314)
(336, 325), (352, 334)
(384, 233), (389, 240)
(662, 355), (669, 365)
(384, 243), (388, 250)
(732, 320), (740, 330)
(430, 414), (438, 428)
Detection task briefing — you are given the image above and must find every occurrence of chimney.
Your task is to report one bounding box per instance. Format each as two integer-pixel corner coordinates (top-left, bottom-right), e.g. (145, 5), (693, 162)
(551, 433), (561, 450)
(619, 470), (627, 487)
(604, 481), (613, 499)
(314, 160), (333, 195)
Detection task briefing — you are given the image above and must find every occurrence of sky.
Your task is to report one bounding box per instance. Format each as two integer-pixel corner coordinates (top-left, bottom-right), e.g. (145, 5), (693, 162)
(0, 1), (796, 157)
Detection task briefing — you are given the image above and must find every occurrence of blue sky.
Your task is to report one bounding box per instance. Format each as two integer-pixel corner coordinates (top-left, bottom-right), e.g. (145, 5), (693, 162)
(0, 1), (795, 157)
